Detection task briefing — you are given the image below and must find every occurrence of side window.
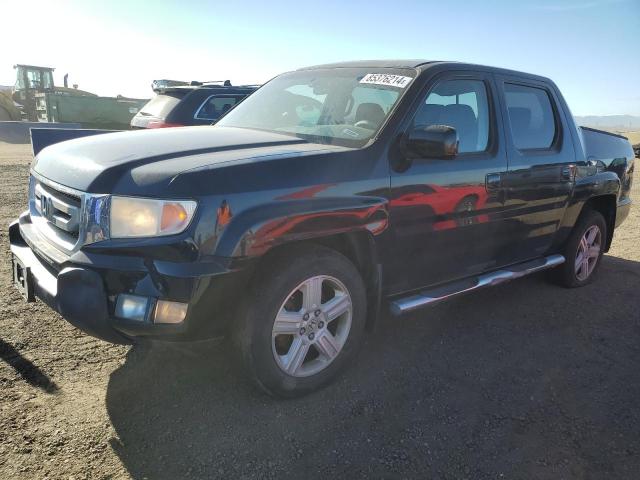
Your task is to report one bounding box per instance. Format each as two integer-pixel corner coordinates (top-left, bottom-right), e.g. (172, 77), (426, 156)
(195, 96), (243, 120)
(26, 69), (43, 89)
(413, 79), (490, 153)
(504, 83), (557, 150)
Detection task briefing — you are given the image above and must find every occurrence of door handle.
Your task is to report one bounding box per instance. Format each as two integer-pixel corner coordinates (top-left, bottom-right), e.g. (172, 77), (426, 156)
(485, 173), (502, 191)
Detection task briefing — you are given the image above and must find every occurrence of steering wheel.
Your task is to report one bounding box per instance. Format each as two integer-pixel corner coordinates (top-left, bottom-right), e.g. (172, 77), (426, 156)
(354, 120), (376, 130)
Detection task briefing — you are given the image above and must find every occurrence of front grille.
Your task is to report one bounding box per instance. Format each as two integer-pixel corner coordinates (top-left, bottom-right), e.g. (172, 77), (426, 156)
(33, 180), (81, 239)
(28, 174), (89, 253)
(28, 174), (110, 254)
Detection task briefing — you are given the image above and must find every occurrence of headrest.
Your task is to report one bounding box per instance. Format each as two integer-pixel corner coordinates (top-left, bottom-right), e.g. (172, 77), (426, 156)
(440, 104), (478, 152)
(415, 104), (444, 126)
(355, 103), (385, 126)
(440, 104), (476, 126)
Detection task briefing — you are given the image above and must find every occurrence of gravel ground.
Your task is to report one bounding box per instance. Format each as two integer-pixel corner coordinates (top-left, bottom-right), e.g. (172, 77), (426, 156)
(1, 141), (639, 479)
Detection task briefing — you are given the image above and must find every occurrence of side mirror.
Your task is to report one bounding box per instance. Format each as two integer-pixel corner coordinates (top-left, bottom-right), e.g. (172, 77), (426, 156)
(405, 124), (459, 159)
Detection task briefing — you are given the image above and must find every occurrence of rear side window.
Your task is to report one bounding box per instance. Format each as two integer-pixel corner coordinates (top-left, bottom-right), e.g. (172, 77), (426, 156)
(413, 79), (490, 153)
(140, 93), (183, 118)
(195, 95), (244, 120)
(504, 84), (557, 150)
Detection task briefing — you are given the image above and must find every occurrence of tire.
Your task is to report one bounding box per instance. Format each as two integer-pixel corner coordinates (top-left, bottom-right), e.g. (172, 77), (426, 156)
(235, 244), (367, 397)
(553, 209), (607, 288)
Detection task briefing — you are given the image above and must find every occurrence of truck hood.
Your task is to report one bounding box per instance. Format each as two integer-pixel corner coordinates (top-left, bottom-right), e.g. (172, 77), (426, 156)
(32, 126), (348, 193)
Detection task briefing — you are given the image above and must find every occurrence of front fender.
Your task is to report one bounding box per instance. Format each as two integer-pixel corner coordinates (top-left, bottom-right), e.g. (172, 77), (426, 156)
(214, 197), (389, 257)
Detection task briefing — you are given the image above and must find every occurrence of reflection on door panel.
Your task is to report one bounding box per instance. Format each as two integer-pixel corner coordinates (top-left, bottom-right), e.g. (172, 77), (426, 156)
(389, 76), (510, 293)
(499, 80), (574, 264)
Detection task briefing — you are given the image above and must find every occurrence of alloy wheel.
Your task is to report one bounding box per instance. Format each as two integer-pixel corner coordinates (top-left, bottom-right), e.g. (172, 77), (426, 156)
(271, 275), (352, 377)
(575, 225), (602, 281)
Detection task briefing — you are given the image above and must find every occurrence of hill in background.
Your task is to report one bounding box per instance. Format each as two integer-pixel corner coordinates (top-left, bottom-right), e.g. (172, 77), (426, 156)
(575, 115), (640, 147)
(575, 115), (640, 129)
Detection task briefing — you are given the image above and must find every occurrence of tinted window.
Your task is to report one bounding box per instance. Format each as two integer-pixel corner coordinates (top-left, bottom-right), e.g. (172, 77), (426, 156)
(140, 93), (184, 118)
(413, 79), (490, 153)
(195, 95), (244, 120)
(504, 83), (557, 149)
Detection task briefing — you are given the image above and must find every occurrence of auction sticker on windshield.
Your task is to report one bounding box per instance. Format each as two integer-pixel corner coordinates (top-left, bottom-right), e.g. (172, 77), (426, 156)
(360, 73), (413, 88)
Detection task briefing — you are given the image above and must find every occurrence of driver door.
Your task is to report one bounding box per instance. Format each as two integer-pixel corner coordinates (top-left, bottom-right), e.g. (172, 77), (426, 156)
(387, 72), (511, 293)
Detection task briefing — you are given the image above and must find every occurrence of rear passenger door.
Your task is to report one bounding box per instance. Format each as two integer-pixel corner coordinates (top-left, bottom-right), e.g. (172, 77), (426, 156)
(493, 76), (576, 265)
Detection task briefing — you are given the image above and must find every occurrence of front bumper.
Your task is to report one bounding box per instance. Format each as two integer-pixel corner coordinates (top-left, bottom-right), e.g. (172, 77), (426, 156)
(9, 213), (253, 344)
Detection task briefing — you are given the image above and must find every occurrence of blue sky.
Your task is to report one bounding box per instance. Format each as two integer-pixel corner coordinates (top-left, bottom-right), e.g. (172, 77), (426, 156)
(2, 0), (638, 115)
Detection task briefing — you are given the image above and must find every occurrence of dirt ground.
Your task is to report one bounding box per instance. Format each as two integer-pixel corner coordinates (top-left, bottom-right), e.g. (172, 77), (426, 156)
(1, 141), (639, 479)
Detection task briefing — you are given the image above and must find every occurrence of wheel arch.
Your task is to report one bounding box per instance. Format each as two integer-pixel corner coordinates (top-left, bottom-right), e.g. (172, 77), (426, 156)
(212, 196), (389, 332)
(556, 175), (619, 254)
(249, 231), (383, 332)
(582, 194), (617, 252)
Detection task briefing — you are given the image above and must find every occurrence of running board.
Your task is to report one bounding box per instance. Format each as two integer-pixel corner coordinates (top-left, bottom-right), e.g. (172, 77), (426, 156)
(390, 254), (565, 316)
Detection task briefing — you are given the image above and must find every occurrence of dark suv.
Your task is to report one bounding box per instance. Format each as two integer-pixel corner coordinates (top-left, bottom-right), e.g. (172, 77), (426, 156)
(130, 81), (257, 128)
(10, 61), (635, 397)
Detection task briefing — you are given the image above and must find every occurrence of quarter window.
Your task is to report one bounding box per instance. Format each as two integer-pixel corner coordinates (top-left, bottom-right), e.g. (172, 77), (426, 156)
(413, 79), (491, 153)
(195, 95), (244, 120)
(504, 83), (557, 150)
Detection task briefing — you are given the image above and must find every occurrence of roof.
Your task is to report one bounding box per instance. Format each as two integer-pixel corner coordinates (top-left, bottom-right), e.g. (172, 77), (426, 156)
(297, 60), (552, 83)
(14, 64), (55, 71)
(299, 60), (434, 70)
(154, 84), (259, 94)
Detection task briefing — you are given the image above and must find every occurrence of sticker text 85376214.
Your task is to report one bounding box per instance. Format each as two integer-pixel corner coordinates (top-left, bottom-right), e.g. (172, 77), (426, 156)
(359, 73), (413, 89)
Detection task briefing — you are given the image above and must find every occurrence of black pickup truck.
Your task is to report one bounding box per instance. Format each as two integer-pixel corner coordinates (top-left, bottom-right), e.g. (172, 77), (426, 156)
(9, 61), (635, 397)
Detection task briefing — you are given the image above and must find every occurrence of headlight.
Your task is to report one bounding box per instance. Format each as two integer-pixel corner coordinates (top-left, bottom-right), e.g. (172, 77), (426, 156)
(110, 196), (197, 238)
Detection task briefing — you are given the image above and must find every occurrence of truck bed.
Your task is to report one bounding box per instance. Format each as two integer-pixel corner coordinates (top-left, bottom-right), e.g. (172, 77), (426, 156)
(579, 126), (636, 161)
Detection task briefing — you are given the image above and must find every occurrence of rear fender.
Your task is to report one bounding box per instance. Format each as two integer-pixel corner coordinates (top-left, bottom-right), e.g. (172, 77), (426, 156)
(554, 171), (619, 251)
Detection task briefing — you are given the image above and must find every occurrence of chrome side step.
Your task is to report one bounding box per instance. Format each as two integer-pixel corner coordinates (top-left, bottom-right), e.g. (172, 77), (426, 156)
(390, 254), (565, 316)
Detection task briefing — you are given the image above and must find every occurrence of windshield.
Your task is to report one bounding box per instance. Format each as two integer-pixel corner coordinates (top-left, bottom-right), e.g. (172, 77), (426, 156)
(216, 68), (416, 147)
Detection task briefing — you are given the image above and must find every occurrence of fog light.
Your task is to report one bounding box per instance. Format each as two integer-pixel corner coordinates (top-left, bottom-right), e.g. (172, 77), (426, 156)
(115, 294), (149, 322)
(153, 300), (187, 324)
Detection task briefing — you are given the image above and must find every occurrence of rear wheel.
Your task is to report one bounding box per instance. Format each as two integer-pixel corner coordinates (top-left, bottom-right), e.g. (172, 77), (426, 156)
(553, 210), (607, 287)
(236, 245), (367, 397)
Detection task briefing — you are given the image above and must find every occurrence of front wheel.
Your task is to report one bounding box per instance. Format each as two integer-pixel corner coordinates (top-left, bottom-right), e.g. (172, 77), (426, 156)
(236, 245), (367, 397)
(553, 210), (607, 288)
